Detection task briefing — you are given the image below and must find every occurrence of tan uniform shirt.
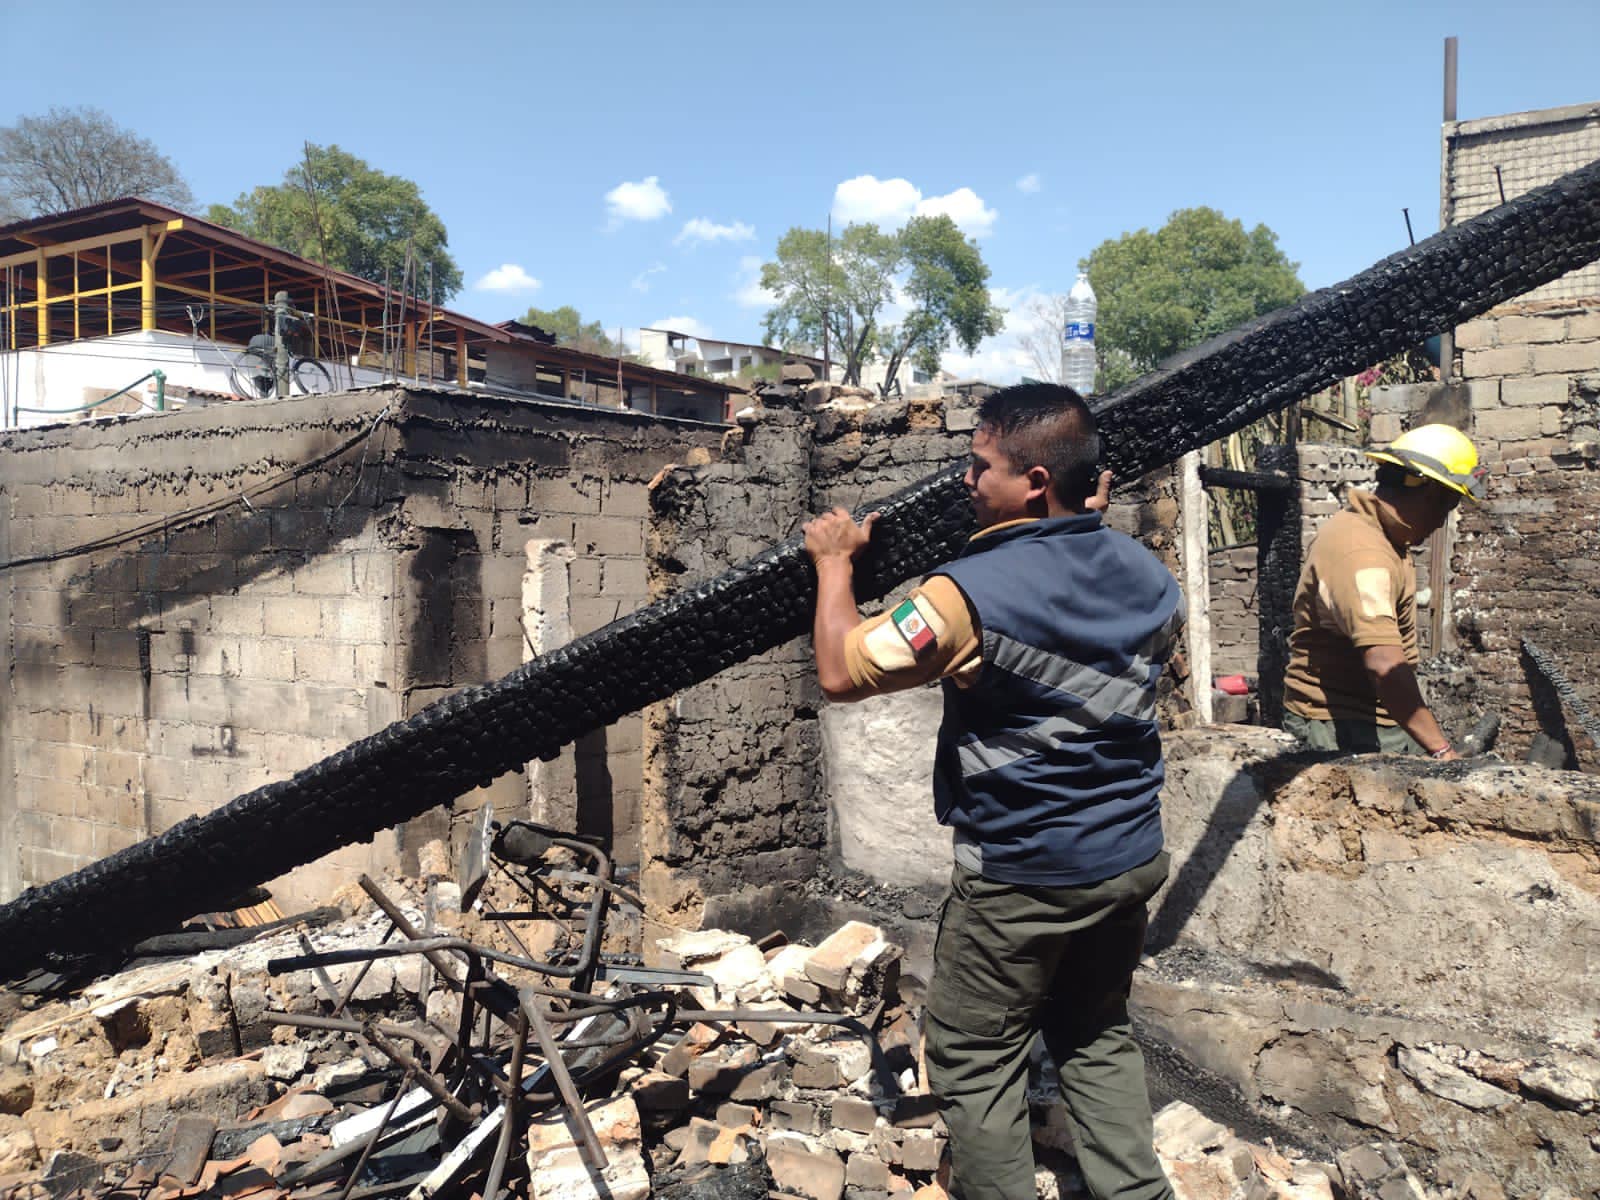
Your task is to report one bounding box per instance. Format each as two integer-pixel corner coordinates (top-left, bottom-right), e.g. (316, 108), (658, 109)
(1283, 489), (1418, 724)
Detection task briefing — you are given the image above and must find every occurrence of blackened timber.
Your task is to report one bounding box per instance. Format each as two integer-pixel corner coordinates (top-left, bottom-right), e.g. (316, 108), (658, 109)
(1255, 444), (1303, 726)
(1197, 466), (1296, 493)
(4, 157), (1600, 973)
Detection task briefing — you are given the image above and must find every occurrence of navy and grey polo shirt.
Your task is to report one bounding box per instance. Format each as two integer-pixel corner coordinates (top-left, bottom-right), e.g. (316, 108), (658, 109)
(930, 513), (1183, 887)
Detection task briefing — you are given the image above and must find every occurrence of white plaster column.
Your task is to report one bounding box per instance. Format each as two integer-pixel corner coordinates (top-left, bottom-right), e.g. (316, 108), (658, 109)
(1180, 451), (1214, 723)
(522, 538), (578, 828)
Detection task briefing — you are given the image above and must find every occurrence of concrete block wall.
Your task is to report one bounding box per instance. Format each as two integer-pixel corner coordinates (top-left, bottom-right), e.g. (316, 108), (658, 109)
(1451, 307), (1600, 764)
(1207, 546), (1258, 678)
(1443, 102), (1600, 306)
(1, 395), (406, 907)
(641, 409), (820, 928)
(1443, 101), (1600, 764)
(0, 388), (726, 908)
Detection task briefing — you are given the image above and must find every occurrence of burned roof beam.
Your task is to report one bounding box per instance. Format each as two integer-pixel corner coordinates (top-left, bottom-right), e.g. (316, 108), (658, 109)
(2, 156), (1599, 972)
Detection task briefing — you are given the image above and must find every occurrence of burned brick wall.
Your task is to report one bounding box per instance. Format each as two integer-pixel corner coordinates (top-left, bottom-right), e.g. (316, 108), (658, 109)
(643, 391), (1183, 917)
(641, 409), (819, 927)
(1207, 547), (1259, 678)
(1441, 100), (1600, 766)
(1451, 309), (1600, 766)
(0, 389), (723, 907)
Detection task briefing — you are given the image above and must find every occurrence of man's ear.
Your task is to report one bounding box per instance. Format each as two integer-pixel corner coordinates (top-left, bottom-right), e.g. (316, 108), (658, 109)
(1025, 465), (1052, 502)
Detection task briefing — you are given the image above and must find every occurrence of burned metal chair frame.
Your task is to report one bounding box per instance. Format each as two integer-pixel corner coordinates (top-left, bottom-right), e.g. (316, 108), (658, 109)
(264, 858), (895, 1200)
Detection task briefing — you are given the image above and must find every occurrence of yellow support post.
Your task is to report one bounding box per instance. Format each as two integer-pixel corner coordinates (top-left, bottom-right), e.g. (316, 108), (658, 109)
(140, 231), (155, 331)
(35, 251), (47, 346)
(73, 253), (80, 341)
(209, 251), (216, 339)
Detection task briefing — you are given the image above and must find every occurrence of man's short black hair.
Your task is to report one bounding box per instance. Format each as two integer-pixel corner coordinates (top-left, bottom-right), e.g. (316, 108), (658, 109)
(975, 382), (1101, 507)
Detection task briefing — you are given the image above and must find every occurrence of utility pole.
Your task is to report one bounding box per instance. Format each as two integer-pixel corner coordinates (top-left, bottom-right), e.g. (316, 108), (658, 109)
(273, 291), (292, 398)
(822, 213), (832, 385)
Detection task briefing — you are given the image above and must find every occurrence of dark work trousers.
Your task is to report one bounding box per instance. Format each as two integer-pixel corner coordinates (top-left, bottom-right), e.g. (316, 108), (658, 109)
(924, 852), (1173, 1200)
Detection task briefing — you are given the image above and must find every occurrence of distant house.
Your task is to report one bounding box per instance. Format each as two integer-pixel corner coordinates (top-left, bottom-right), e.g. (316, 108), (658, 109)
(637, 326), (952, 396)
(639, 327), (824, 381)
(0, 199), (737, 427)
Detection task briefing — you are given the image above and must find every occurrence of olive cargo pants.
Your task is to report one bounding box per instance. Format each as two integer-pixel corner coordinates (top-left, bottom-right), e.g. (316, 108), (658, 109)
(1282, 710), (1418, 755)
(923, 853), (1174, 1200)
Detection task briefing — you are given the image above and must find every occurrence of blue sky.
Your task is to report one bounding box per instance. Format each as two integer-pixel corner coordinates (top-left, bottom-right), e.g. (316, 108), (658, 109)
(3, 0), (1597, 381)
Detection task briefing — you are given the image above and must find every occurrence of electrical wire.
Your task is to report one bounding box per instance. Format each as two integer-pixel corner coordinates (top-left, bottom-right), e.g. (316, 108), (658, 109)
(0, 404), (395, 575)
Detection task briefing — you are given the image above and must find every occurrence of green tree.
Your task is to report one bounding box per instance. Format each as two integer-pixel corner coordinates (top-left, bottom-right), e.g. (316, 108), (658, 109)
(209, 145), (462, 300)
(0, 106), (193, 217)
(761, 216), (1002, 395)
(520, 305), (629, 356)
(1084, 207), (1304, 392)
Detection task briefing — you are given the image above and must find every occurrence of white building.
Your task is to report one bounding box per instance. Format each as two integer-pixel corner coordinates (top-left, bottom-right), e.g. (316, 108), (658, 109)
(638, 326), (950, 395)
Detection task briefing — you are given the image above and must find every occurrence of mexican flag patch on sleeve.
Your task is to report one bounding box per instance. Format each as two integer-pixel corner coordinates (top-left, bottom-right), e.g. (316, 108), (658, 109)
(891, 598), (936, 658)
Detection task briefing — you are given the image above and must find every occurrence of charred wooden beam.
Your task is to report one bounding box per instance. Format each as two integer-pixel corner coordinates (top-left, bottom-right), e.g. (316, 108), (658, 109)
(4, 156), (1600, 973)
(1197, 466), (1296, 493)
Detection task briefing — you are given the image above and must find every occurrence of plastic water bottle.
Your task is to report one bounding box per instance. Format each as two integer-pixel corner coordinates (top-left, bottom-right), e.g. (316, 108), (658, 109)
(1060, 271), (1098, 396)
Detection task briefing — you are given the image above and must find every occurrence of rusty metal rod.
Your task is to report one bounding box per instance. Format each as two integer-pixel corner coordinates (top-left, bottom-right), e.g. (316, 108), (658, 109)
(335, 922), (399, 1017)
(483, 1006), (528, 1200)
(359, 875), (466, 989)
(265, 1010), (440, 1049)
(338, 1066), (416, 1200)
(363, 1025), (477, 1126)
(518, 989), (605, 1172)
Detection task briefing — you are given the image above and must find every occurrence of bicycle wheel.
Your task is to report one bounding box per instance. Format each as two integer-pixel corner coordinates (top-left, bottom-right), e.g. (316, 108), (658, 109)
(293, 359), (334, 395)
(228, 349), (277, 399)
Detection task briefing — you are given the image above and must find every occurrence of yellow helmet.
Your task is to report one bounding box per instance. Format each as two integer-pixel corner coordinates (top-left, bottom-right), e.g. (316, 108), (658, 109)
(1365, 423), (1486, 502)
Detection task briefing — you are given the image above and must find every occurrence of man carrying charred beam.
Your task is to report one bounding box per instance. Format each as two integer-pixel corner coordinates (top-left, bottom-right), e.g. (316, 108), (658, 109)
(1282, 424), (1486, 759)
(803, 382), (1181, 1200)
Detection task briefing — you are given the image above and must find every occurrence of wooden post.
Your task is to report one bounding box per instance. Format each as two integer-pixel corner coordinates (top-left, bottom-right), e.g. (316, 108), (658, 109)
(456, 328), (467, 387)
(1180, 451), (1213, 723)
(140, 231), (156, 331)
(35, 251), (47, 346)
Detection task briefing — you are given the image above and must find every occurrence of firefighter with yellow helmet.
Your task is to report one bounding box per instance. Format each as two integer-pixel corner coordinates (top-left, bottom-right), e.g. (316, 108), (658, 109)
(1282, 423), (1486, 758)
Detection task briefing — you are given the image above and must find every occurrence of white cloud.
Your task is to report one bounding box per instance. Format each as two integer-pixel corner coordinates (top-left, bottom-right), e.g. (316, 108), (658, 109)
(833, 175), (922, 226)
(915, 187), (998, 238)
(675, 217), (756, 246)
(473, 263), (541, 292)
(831, 175), (998, 237)
(604, 175), (671, 228)
(734, 255), (776, 309)
(631, 262), (667, 293)
(1016, 172), (1041, 194)
(652, 314), (712, 339)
